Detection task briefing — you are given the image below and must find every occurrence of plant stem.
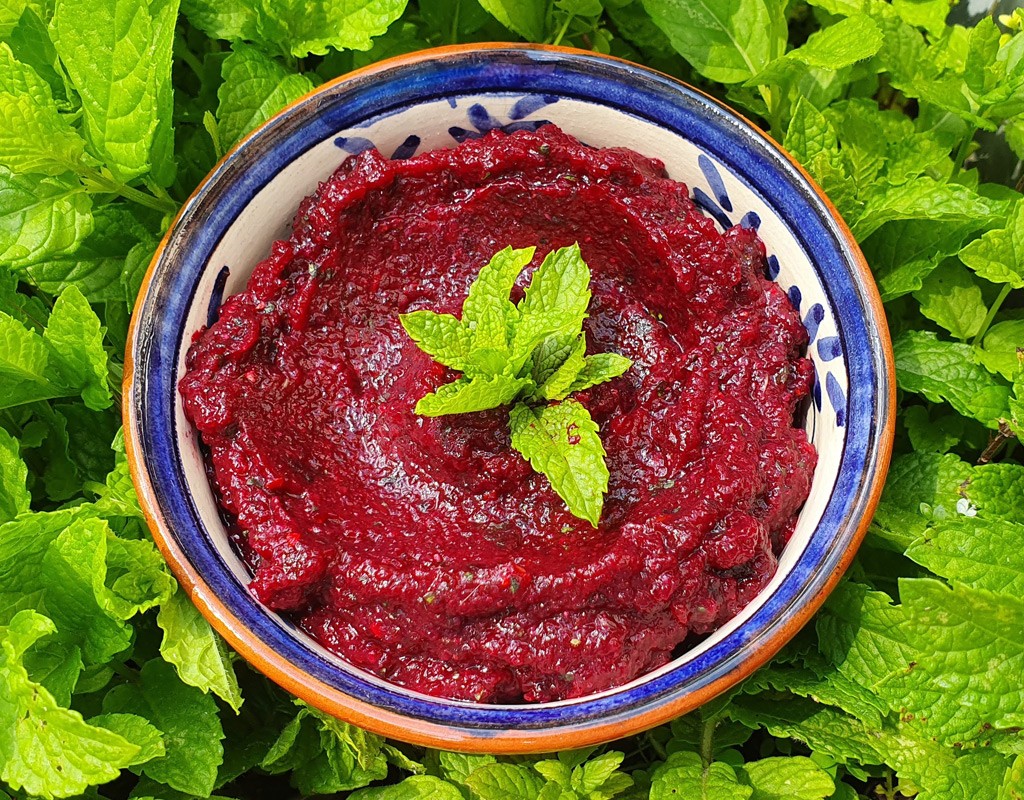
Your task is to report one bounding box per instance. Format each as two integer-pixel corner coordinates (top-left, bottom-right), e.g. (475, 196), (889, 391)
(972, 283), (1011, 347)
(699, 718), (716, 765)
(551, 12), (574, 46)
(953, 124), (979, 172)
(78, 167), (178, 214)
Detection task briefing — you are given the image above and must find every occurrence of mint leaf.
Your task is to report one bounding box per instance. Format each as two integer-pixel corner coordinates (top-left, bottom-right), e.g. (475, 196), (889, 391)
(0, 426), (29, 523)
(0, 42), (88, 176)
(966, 461), (1024, 520)
(51, 0), (167, 180)
(959, 201), (1024, 289)
(217, 42), (315, 149)
(509, 399), (608, 527)
(511, 243), (591, 366)
(885, 578), (1024, 743)
(0, 610), (141, 799)
(104, 658), (225, 796)
(912, 260), (987, 341)
(0, 167), (93, 269)
(785, 15), (882, 70)
(894, 330), (1010, 428)
(262, 704), (387, 795)
(403, 244), (629, 524)
(853, 179), (997, 240)
(42, 285), (111, 411)
(89, 713), (165, 767)
(400, 310), (474, 371)
(437, 751), (496, 785)
(348, 775), (465, 800)
(157, 588), (243, 713)
(19, 204), (154, 303)
(0, 312), (66, 409)
(252, 0), (408, 57)
(414, 375), (531, 417)
(567, 352), (633, 394)
(862, 219), (984, 301)
(536, 333), (586, 401)
(476, 0), (546, 40)
(905, 518), (1024, 596)
(650, 751), (753, 800)
(642, 0), (786, 85)
(738, 756), (835, 800)
(977, 320), (1024, 381)
(463, 762), (545, 800)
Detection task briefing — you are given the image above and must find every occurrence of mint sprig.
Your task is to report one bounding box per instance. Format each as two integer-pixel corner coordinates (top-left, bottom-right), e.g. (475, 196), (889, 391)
(399, 244), (632, 526)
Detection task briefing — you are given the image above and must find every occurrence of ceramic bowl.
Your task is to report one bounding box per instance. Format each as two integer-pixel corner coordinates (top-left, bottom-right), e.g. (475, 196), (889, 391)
(125, 44), (895, 752)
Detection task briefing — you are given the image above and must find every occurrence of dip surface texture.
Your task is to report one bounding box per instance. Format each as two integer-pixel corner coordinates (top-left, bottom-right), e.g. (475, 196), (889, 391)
(180, 126), (816, 703)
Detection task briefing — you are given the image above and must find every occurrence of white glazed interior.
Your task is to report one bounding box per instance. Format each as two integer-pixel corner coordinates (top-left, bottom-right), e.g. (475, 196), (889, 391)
(174, 94), (848, 704)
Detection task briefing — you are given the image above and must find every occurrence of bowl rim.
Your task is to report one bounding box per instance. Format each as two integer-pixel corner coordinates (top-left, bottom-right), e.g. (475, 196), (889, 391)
(124, 42), (896, 753)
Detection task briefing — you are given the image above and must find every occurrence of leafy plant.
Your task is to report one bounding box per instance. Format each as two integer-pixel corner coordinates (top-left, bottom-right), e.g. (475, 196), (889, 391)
(0, 0), (1022, 798)
(400, 244), (631, 525)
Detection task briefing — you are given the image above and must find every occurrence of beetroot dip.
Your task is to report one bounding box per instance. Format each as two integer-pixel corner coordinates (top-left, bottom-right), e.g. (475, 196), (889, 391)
(179, 125), (816, 703)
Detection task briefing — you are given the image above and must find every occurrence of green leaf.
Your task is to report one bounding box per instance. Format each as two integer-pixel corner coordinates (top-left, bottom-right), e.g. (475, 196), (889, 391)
(530, 332), (581, 388)
(884, 578), (1024, 743)
(0, 312), (66, 409)
(104, 658), (225, 796)
(739, 756), (835, 800)
(906, 517), (1024, 596)
(0, 43), (88, 175)
(650, 751), (753, 800)
(463, 762), (545, 800)
(537, 333), (587, 401)
(476, 0), (546, 40)
(870, 452), (975, 550)
(349, 776), (465, 800)
(576, 750), (629, 794)
(414, 374), (531, 416)
(786, 15), (882, 70)
(901, 405), (963, 454)
(463, 245), (534, 367)
(966, 461), (1024, 520)
(567, 352), (633, 394)
(853, 179), (998, 240)
(42, 285), (111, 410)
(400, 310), (474, 371)
(642, 0), (786, 85)
(959, 202), (1024, 290)
(912, 260), (987, 341)
(862, 219), (984, 301)
(0, 610), (141, 799)
(437, 750), (497, 785)
(0, 426), (29, 523)
(509, 399), (608, 527)
(157, 588), (243, 713)
(977, 320), (1024, 381)
(179, 0), (251, 40)
(217, 42), (315, 149)
(89, 713), (165, 767)
(0, 167), (93, 269)
(19, 204), (154, 303)
(254, 0), (409, 57)
(511, 243), (591, 364)
(894, 330), (1011, 428)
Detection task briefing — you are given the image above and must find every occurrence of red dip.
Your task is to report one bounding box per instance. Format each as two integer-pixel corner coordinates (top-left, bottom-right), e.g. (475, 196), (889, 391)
(180, 125), (816, 703)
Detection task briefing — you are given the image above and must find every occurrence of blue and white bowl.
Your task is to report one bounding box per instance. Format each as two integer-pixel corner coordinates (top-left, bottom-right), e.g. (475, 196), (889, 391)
(125, 45), (895, 752)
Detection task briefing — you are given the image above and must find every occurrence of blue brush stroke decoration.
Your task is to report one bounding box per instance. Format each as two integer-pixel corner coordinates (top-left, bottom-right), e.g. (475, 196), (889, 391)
(804, 303), (824, 344)
(817, 335), (842, 362)
(334, 136), (375, 154)
(509, 94), (559, 120)
(206, 266), (230, 326)
(766, 254), (780, 279)
(698, 153), (733, 212)
(391, 135), (421, 160)
(740, 211), (761, 230)
(692, 187), (733, 229)
(788, 285), (802, 312)
(826, 372), (847, 427)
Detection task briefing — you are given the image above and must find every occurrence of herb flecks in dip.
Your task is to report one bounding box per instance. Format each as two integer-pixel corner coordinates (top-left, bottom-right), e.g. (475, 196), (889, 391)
(180, 125), (816, 703)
